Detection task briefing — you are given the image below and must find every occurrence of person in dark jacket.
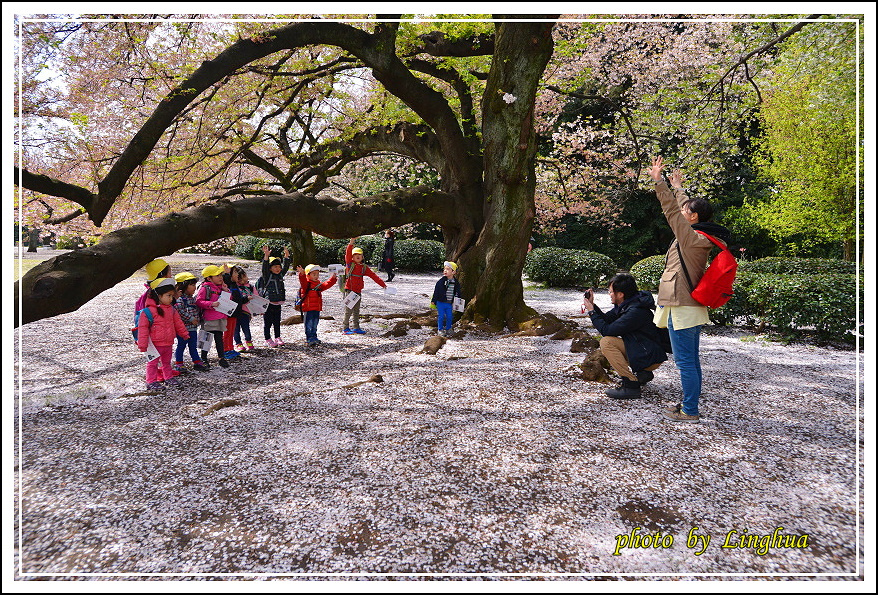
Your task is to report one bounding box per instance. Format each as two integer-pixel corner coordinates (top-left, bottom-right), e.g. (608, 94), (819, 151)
(583, 273), (669, 399)
(380, 230), (396, 282)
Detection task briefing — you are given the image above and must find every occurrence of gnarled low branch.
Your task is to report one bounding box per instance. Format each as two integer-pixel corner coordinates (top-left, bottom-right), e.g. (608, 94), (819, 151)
(16, 186), (458, 326)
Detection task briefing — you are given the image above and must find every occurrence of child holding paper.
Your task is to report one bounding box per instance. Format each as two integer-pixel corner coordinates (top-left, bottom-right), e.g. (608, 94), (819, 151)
(431, 261), (463, 337)
(342, 238), (387, 335)
(173, 272), (209, 372)
(296, 264), (338, 346)
(196, 265), (231, 368)
(234, 268), (256, 352)
(259, 245), (291, 347)
(137, 278), (189, 389)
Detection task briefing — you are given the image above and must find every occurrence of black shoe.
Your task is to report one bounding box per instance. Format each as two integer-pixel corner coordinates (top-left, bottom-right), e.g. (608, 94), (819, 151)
(606, 378), (643, 399)
(193, 362), (210, 372)
(219, 358), (230, 368)
(635, 370), (654, 386)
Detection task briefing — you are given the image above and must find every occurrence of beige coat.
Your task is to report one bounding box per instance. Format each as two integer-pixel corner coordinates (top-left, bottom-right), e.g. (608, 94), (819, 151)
(655, 181), (719, 307)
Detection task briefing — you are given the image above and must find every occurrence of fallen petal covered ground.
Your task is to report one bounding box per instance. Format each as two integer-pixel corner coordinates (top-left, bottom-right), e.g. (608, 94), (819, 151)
(13, 265), (864, 580)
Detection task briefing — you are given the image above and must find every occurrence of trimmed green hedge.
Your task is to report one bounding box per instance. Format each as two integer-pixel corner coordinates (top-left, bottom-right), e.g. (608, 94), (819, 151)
(524, 247), (617, 288)
(391, 239), (445, 271)
(739, 257), (855, 275)
(712, 271), (862, 342)
(630, 255), (665, 291)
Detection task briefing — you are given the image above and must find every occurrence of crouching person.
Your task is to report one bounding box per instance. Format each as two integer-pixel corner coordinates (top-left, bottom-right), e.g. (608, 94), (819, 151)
(583, 273), (669, 399)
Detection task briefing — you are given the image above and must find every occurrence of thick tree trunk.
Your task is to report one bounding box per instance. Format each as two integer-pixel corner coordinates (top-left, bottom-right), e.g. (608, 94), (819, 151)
(458, 21), (555, 331)
(16, 187), (457, 326)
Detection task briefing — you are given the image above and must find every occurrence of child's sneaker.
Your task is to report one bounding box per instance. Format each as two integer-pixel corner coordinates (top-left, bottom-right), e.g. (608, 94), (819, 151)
(343, 328), (355, 335)
(224, 350), (240, 360)
(353, 328), (366, 335)
(146, 381), (164, 391)
(219, 358), (230, 368)
(173, 361), (188, 373)
(165, 377), (183, 389)
(265, 338), (277, 347)
(193, 362), (210, 372)
(245, 341), (255, 351)
(235, 343), (245, 352)
(275, 338), (285, 346)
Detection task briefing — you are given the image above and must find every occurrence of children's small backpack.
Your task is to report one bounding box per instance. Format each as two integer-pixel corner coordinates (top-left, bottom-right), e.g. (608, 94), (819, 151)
(131, 307), (154, 343)
(678, 231), (738, 308)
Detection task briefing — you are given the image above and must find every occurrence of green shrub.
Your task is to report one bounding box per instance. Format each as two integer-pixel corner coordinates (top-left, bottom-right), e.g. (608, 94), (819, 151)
(629, 255), (666, 291)
(55, 234), (87, 250)
(247, 238), (289, 260)
(392, 239), (445, 271)
(313, 236), (348, 265)
(710, 271), (861, 342)
(524, 247), (617, 288)
(740, 257), (855, 275)
(234, 236), (262, 260)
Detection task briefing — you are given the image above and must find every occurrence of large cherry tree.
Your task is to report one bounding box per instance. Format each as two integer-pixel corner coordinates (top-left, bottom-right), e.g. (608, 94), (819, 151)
(16, 15), (555, 328)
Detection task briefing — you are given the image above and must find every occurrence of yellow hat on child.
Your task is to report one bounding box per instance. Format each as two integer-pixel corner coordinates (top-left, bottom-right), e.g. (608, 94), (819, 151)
(174, 272), (196, 283)
(150, 277), (176, 290)
(201, 265), (224, 278)
(444, 261), (458, 272)
(145, 258), (169, 281)
(304, 264), (321, 274)
(352, 247), (364, 255)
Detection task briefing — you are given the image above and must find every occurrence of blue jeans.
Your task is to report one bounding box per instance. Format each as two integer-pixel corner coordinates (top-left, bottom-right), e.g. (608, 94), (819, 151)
(234, 315), (252, 344)
(175, 332), (201, 364)
(436, 301), (453, 332)
(667, 313), (703, 416)
(304, 310), (320, 343)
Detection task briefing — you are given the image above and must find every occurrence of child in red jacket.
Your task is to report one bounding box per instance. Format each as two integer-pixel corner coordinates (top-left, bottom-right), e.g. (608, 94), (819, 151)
(297, 264), (337, 347)
(342, 238), (386, 334)
(137, 278), (189, 389)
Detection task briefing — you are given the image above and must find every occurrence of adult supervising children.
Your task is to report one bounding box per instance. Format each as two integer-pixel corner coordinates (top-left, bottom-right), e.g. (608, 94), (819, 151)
(648, 156), (731, 422)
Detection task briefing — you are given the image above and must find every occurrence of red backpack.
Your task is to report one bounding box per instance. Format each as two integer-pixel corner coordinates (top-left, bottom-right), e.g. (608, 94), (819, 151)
(678, 231), (738, 308)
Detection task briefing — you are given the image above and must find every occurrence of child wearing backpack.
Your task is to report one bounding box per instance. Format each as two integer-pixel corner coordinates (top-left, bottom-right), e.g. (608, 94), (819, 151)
(296, 264), (338, 347)
(342, 237), (387, 335)
(234, 268), (256, 352)
(648, 156), (732, 423)
(137, 278), (189, 389)
(196, 265), (231, 369)
(221, 265), (248, 361)
(258, 245), (291, 347)
(135, 258), (172, 312)
(173, 272), (209, 372)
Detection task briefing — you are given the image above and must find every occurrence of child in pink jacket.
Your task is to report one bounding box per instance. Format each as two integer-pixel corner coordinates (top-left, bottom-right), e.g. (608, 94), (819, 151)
(138, 278), (189, 389)
(195, 265), (231, 368)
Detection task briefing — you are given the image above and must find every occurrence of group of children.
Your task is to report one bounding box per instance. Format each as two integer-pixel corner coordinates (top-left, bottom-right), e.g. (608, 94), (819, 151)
(133, 239), (462, 388)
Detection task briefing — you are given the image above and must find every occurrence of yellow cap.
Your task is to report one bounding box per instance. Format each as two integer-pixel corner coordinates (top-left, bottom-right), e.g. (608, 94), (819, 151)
(444, 261), (458, 272)
(145, 258), (169, 281)
(174, 272), (196, 283)
(150, 277), (176, 290)
(352, 247), (364, 255)
(269, 257), (281, 266)
(305, 264), (321, 274)
(201, 265), (224, 278)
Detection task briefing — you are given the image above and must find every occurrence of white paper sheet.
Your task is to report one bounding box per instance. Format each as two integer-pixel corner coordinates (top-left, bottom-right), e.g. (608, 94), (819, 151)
(213, 291), (238, 317)
(343, 291), (361, 309)
(144, 338), (160, 362)
(248, 295), (270, 316)
(197, 329), (213, 352)
(452, 297), (466, 312)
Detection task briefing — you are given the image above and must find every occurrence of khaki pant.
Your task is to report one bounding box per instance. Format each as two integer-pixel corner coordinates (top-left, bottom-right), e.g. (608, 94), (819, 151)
(599, 336), (661, 381)
(343, 290), (361, 329)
